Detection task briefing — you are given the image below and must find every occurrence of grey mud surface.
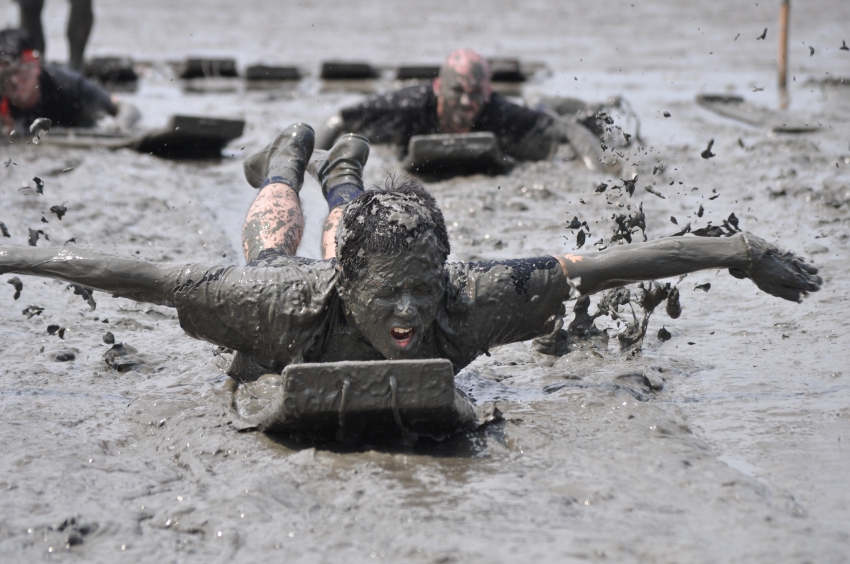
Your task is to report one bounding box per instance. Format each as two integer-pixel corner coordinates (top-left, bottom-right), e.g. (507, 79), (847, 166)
(1, 1), (849, 562)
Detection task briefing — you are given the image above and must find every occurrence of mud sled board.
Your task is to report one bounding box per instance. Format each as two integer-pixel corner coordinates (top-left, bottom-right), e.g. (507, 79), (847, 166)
(44, 115), (245, 159)
(245, 64), (301, 81)
(396, 64), (440, 80)
(696, 94), (819, 133)
(234, 359), (477, 442)
(403, 132), (515, 177)
(130, 115), (245, 158)
(84, 56), (138, 89)
(320, 61), (380, 80)
(177, 58), (239, 79)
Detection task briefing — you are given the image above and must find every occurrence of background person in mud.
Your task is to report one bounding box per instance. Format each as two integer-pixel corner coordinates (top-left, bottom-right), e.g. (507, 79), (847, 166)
(316, 48), (607, 172)
(0, 28), (135, 132)
(0, 123), (822, 384)
(14, 0), (94, 72)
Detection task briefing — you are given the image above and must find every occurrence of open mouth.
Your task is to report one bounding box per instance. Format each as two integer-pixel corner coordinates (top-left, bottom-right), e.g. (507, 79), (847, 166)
(390, 327), (415, 347)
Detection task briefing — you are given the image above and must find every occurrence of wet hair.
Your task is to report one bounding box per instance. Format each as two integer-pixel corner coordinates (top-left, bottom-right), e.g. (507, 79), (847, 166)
(0, 29), (34, 62)
(337, 176), (450, 283)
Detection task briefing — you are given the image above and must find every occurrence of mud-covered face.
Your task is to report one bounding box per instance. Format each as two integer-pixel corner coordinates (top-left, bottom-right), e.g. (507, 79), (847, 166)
(434, 52), (492, 133)
(339, 236), (446, 360)
(0, 59), (40, 109)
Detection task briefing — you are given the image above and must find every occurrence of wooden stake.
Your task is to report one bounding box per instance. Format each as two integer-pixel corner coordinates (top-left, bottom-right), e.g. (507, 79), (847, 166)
(778, 0), (790, 109)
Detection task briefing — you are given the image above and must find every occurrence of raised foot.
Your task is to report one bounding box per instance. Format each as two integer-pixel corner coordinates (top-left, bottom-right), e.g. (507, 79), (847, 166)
(243, 122), (315, 190)
(307, 133), (370, 195)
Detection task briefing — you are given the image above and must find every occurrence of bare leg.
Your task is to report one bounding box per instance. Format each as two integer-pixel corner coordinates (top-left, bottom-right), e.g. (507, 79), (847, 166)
(321, 206), (344, 259)
(242, 183), (304, 262)
(240, 123), (316, 261)
(16, 0), (46, 55)
(67, 0), (93, 72)
(306, 134), (370, 259)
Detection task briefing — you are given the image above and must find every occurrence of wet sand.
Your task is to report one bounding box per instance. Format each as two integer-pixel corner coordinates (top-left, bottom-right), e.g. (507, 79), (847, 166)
(1, 1), (849, 562)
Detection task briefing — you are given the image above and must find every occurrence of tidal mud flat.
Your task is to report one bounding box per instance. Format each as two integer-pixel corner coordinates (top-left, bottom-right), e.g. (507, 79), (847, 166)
(1, 1), (849, 562)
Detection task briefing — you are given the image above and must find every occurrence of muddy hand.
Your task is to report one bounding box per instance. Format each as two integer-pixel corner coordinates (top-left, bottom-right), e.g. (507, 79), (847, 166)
(729, 233), (822, 302)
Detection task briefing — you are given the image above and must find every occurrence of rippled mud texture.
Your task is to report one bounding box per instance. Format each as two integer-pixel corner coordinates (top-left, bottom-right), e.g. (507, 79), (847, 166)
(1, 0), (850, 562)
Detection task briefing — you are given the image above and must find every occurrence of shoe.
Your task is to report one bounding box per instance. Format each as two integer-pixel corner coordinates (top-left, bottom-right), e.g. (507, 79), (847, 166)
(306, 133), (370, 196)
(243, 123), (315, 191)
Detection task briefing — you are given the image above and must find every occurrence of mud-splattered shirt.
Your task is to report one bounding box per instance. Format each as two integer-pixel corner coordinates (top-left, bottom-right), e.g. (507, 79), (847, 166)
(333, 84), (560, 161)
(169, 252), (568, 381)
(7, 63), (116, 128)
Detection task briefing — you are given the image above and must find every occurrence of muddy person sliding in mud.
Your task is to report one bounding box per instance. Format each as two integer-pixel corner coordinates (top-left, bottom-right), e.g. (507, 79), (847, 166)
(317, 48), (609, 172)
(0, 28), (138, 133)
(0, 124), (822, 383)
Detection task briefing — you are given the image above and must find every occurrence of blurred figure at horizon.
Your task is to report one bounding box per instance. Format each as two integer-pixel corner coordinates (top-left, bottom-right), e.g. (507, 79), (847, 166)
(14, 0), (93, 72)
(0, 28), (139, 133)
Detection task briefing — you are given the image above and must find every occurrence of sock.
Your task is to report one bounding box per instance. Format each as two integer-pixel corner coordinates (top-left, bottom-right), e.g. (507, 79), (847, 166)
(326, 183), (364, 210)
(260, 173), (301, 191)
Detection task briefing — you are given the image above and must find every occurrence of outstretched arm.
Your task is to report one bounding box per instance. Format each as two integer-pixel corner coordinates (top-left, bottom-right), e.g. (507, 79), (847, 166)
(0, 245), (334, 365)
(548, 116), (610, 172)
(0, 246), (179, 305)
(556, 232), (821, 302)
